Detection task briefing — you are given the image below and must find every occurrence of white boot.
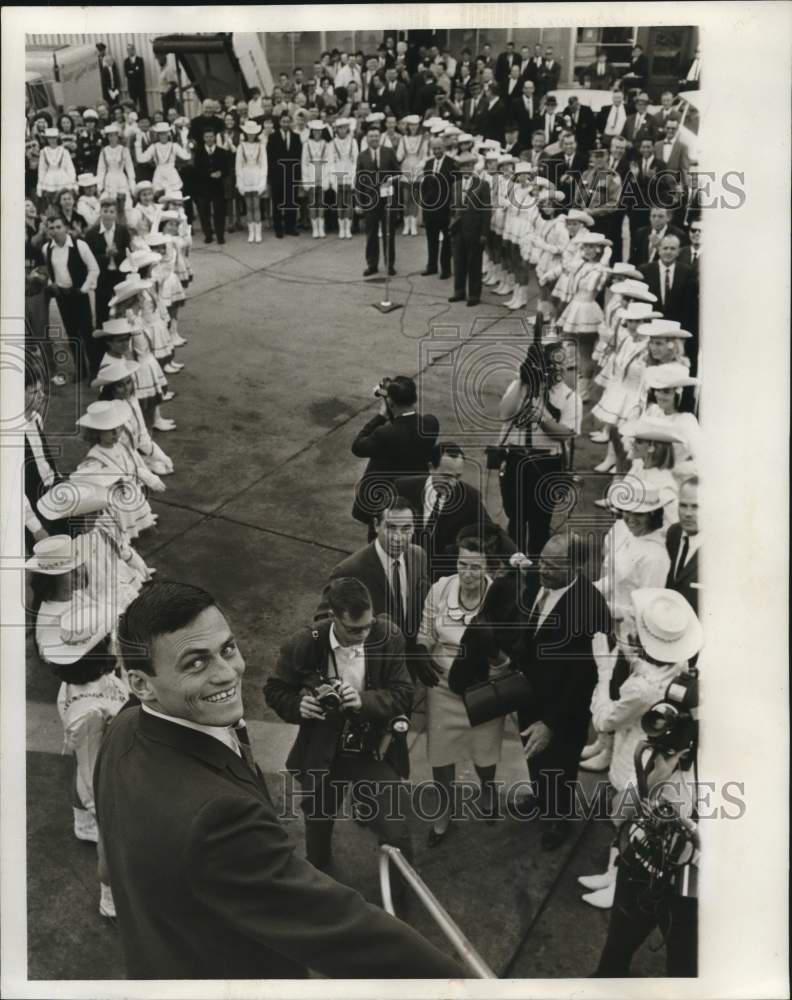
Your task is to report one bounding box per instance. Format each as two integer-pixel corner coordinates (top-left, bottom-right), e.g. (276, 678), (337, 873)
(508, 285), (527, 310)
(483, 264), (500, 287)
(247, 223), (255, 243)
(582, 881), (616, 909)
(402, 217), (410, 236)
(578, 847), (619, 891)
(318, 217), (326, 238)
(255, 222), (262, 243)
(344, 218), (352, 238)
(594, 442), (618, 474)
(412, 216), (419, 235)
(99, 883), (116, 919)
(338, 218), (346, 238)
(589, 428), (610, 443)
(311, 218), (319, 239)
(504, 286), (520, 308)
(496, 275), (515, 296)
(73, 807), (98, 843)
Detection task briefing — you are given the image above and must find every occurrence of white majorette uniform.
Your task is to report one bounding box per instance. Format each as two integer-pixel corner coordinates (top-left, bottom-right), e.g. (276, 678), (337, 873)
(400, 134), (428, 183)
(135, 139), (191, 191)
(535, 214), (570, 287)
(127, 203), (161, 248)
(101, 323), (168, 401)
(116, 395), (173, 474)
(77, 510), (150, 615)
(77, 441), (161, 539)
(593, 291), (627, 378)
(328, 133), (359, 189)
(491, 173), (511, 237)
(235, 140), (268, 194)
(517, 199), (541, 264)
(591, 334), (649, 426)
(560, 260), (609, 333)
(301, 137), (332, 190)
(96, 145), (136, 202)
(37, 145), (77, 198)
(552, 229), (587, 302)
(153, 236), (186, 305)
(641, 404), (702, 465)
(77, 194), (101, 229)
(137, 284), (174, 360)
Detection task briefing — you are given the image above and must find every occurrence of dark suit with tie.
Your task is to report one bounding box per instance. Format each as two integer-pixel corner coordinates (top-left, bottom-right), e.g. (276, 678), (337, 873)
(621, 111), (658, 148)
(546, 150), (589, 209)
(315, 541), (429, 649)
(84, 222), (132, 366)
(537, 59), (562, 96)
(640, 259), (699, 371)
(523, 56), (546, 86)
(677, 245), (701, 271)
(193, 142), (231, 241)
(383, 81), (409, 118)
(267, 129), (303, 236)
(495, 50), (522, 83)
(96, 706), (461, 979)
(517, 573), (613, 820)
(665, 524), (700, 615)
(621, 54), (648, 91)
(630, 223), (687, 267)
(448, 174), (491, 302)
(418, 153), (456, 276)
(394, 474), (516, 580)
(354, 145), (401, 270)
(123, 55), (147, 114)
(511, 94), (539, 146)
(24, 417), (62, 550)
(560, 103), (597, 154)
(533, 111), (564, 146)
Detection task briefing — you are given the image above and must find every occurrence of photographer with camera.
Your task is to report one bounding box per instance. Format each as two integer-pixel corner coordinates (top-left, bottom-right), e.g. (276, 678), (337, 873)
(495, 339), (581, 558)
(351, 376), (439, 538)
(590, 588), (702, 975)
(264, 578), (415, 911)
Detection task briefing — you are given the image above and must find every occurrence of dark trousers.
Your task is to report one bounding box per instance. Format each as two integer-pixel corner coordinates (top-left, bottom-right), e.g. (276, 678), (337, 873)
(595, 867), (698, 976)
(517, 722), (589, 821)
(197, 193), (226, 240)
(424, 217), (451, 275)
(271, 181), (299, 235)
(451, 229), (483, 300)
(53, 288), (96, 380)
(129, 87), (148, 117)
(95, 270), (124, 330)
(364, 203), (396, 270)
(300, 753), (412, 878)
(500, 450), (568, 558)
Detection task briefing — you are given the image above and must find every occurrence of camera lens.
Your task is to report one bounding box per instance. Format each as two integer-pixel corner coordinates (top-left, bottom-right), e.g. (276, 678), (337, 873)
(642, 702), (679, 737)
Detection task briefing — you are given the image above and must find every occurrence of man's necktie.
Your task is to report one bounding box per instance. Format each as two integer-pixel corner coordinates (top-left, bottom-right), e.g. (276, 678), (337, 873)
(235, 723), (257, 771)
(664, 266), (672, 305)
(391, 559), (404, 631)
(425, 490), (444, 536)
(675, 535), (690, 582)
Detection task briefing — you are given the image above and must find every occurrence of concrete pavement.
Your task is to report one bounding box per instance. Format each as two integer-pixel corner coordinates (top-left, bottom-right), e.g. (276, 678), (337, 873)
(26, 221), (664, 979)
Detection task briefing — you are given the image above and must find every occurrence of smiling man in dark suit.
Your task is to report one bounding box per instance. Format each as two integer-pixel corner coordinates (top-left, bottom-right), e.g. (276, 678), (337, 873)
(447, 151), (491, 306)
(560, 97), (597, 155)
(665, 476), (700, 615)
(354, 122), (401, 276)
(267, 111), (302, 238)
(511, 79), (539, 146)
(96, 581), (464, 980)
(418, 135), (456, 278)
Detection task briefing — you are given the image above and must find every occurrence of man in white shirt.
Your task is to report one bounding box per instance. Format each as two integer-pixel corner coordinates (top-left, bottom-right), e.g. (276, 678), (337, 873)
(680, 47), (701, 90)
(334, 52), (362, 93)
(43, 215), (99, 379)
(600, 89), (627, 139)
(23, 365), (61, 546)
(665, 476), (701, 614)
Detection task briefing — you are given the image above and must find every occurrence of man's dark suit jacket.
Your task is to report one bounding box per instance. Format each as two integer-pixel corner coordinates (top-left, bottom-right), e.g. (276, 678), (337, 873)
(546, 150), (589, 207)
(382, 82), (409, 118)
(537, 59), (562, 95)
(353, 145), (401, 212)
(621, 54), (648, 90)
(677, 245), (701, 271)
(267, 129), (303, 191)
(510, 95), (540, 145)
(84, 223), (132, 273)
(100, 62), (121, 105)
(665, 524), (700, 616)
(315, 542), (429, 644)
(630, 223), (687, 266)
(265, 616), (414, 780)
(419, 154), (457, 226)
(448, 174), (491, 240)
(95, 707), (461, 979)
(188, 114), (225, 143)
(621, 111), (658, 147)
(479, 98), (507, 144)
(192, 143), (231, 198)
(560, 103), (597, 153)
(518, 573), (613, 743)
(640, 259), (698, 329)
(495, 50), (522, 82)
(393, 474), (515, 579)
(123, 55), (146, 99)
(350, 411), (440, 524)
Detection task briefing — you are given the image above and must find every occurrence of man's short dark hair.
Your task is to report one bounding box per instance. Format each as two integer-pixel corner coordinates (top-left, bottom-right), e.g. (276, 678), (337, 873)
(117, 581), (218, 675)
(326, 577), (372, 619)
(386, 375), (417, 406)
(373, 495), (416, 525)
(430, 441), (464, 468)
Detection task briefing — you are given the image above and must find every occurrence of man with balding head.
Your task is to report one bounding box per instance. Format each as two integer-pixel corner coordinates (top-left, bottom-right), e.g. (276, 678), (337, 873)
(640, 232), (699, 369)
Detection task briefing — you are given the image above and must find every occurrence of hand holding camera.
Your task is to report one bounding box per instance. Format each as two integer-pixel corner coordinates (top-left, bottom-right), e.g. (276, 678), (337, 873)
(299, 692), (327, 720)
(337, 680), (362, 712)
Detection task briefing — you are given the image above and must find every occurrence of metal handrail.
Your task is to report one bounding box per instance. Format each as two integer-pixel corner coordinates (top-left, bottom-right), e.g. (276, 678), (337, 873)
(378, 845), (497, 979)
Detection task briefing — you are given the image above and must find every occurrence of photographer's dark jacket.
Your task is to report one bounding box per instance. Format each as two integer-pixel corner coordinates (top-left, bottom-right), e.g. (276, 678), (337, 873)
(264, 616), (414, 779)
(350, 411), (440, 524)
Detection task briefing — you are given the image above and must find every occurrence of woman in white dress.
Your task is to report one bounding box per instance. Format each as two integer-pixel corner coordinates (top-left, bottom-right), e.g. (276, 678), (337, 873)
(135, 122), (191, 195)
(37, 127), (77, 207)
(550, 208), (593, 316)
(399, 115), (427, 236)
(559, 231), (611, 397)
(76, 173), (101, 230)
(641, 363), (702, 470)
(328, 118), (358, 239)
(235, 120), (268, 243)
(533, 195), (569, 304)
(483, 154), (516, 289)
(618, 419), (684, 526)
(126, 181), (161, 249)
(96, 124), (136, 209)
(301, 120), (331, 239)
(417, 536), (504, 847)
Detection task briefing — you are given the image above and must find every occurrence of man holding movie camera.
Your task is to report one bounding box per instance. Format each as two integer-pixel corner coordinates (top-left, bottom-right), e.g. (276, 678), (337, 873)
(264, 577), (415, 908)
(351, 375), (440, 537)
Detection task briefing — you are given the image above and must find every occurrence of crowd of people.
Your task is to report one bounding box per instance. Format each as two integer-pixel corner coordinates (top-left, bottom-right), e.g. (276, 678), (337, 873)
(22, 35), (703, 980)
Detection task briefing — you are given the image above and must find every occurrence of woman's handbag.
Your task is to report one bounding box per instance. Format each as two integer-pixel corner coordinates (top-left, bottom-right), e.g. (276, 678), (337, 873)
(462, 670), (535, 727)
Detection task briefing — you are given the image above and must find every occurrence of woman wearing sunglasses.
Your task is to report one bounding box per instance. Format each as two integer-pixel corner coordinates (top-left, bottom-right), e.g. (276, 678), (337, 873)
(416, 532), (504, 847)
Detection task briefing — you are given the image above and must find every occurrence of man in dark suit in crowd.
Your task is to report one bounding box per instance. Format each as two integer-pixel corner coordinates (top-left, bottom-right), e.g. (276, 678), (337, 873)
(665, 476), (700, 615)
(188, 98), (224, 144)
(315, 498), (430, 671)
(419, 136), (455, 279)
(265, 578), (417, 905)
(626, 138), (670, 235)
(354, 123), (401, 276)
(534, 94), (565, 145)
(516, 534), (612, 849)
(382, 65), (409, 118)
(500, 62), (524, 102)
(446, 151), (491, 306)
(83, 197), (131, 338)
(268, 111), (302, 238)
(522, 44), (545, 85)
(350, 375), (440, 532)
(547, 131), (589, 208)
(679, 47), (701, 91)
(586, 51), (616, 89)
(654, 117), (691, 187)
(96, 582), (463, 980)
(640, 235), (699, 369)
(630, 206), (687, 267)
(677, 220), (702, 270)
(559, 96), (597, 155)
(193, 127), (231, 244)
(524, 129), (553, 175)
(123, 42), (147, 115)
(621, 92), (658, 149)
(576, 147), (623, 247)
(478, 82), (507, 144)
(495, 41), (522, 83)
(395, 441), (517, 581)
(23, 363), (63, 551)
(537, 47), (562, 97)
(100, 54), (122, 107)
(621, 44), (649, 92)
(511, 79), (539, 146)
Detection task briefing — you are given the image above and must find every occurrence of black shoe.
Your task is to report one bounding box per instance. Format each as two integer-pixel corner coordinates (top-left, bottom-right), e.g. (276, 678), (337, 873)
(421, 268), (437, 276)
(506, 794), (541, 820)
(204, 235), (214, 244)
(541, 820), (571, 851)
(467, 299), (480, 307)
(287, 229), (300, 236)
(275, 231), (284, 239)
(448, 294), (465, 302)
(439, 271), (451, 280)
(217, 237), (226, 244)
(388, 266), (396, 276)
(363, 266), (378, 277)
(427, 821), (453, 848)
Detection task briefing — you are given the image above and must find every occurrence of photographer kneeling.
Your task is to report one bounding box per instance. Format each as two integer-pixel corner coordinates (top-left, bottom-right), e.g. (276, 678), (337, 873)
(264, 578), (414, 910)
(496, 340), (581, 558)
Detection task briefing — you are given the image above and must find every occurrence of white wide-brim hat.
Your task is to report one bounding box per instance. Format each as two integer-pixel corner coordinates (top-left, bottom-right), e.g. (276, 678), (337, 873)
(611, 279), (657, 303)
(609, 263), (644, 281)
(93, 317), (136, 339)
(513, 162), (533, 175)
(455, 151), (477, 166)
(158, 191), (187, 204)
(566, 209), (594, 226)
(77, 400), (128, 431)
(638, 319), (692, 339)
(579, 231), (612, 246)
(103, 124), (121, 135)
(497, 154), (517, 166)
(152, 122), (172, 134)
(44, 127), (60, 138)
(631, 588), (703, 663)
(618, 301), (663, 322)
(402, 114), (420, 126)
(134, 180), (154, 195)
(620, 419), (685, 444)
(158, 210), (181, 223)
(39, 600), (114, 666)
(25, 535), (86, 575)
(108, 278), (152, 308)
(145, 232), (170, 248)
(119, 249), (161, 273)
(77, 173), (98, 187)
(241, 121), (262, 135)
(37, 478), (116, 520)
(606, 477), (667, 513)
(307, 119), (325, 130)
(644, 363), (701, 390)
(90, 358), (140, 387)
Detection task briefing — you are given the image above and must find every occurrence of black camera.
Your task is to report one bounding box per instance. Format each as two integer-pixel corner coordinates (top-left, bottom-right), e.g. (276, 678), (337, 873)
(372, 377), (393, 399)
(311, 677), (346, 716)
(641, 667), (699, 760)
(617, 796), (698, 894)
